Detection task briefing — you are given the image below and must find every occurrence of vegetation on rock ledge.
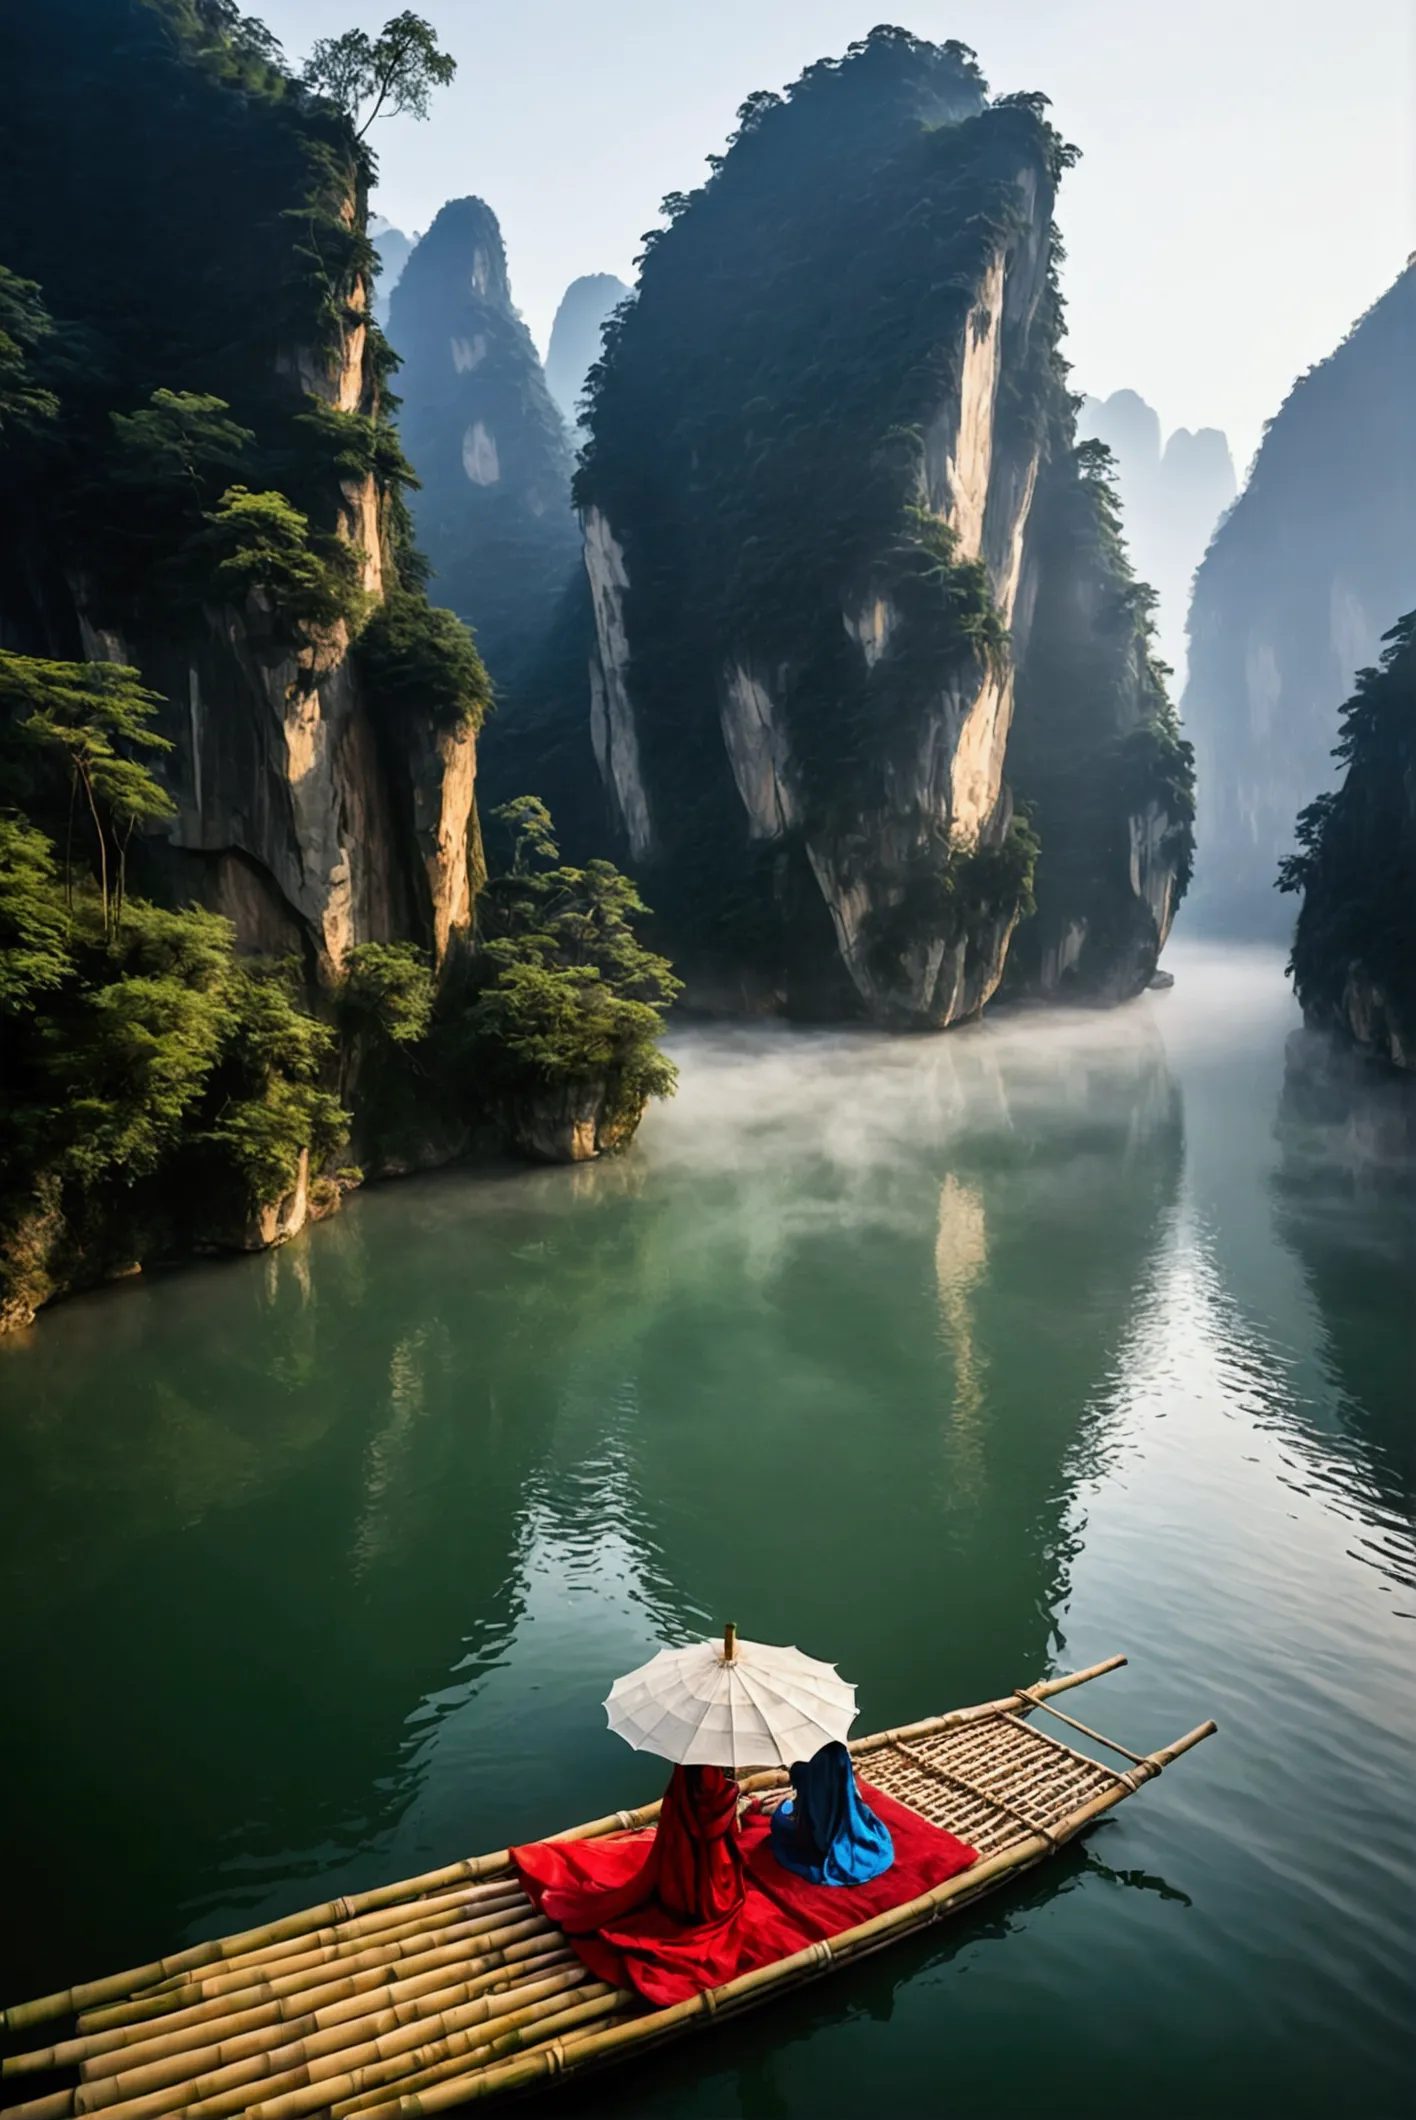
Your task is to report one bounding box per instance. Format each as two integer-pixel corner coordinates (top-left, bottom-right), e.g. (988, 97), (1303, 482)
(470, 799), (680, 1153)
(1279, 611), (1416, 1066)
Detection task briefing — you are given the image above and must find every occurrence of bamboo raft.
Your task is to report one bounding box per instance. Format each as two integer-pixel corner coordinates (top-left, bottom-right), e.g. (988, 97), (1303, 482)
(1, 1656), (1214, 2117)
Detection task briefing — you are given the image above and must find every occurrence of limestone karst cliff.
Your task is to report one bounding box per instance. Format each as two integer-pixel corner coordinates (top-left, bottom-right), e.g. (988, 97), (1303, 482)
(0, 0), (676, 1330)
(544, 273), (632, 429)
(1280, 611), (1415, 1071)
(387, 199), (581, 692)
(0, 0), (484, 985)
(575, 29), (1193, 1023)
(1183, 262), (1416, 937)
(1076, 389), (1235, 687)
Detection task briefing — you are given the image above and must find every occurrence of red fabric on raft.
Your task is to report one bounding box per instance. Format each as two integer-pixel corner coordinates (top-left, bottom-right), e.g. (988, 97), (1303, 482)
(511, 1767), (978, 2008)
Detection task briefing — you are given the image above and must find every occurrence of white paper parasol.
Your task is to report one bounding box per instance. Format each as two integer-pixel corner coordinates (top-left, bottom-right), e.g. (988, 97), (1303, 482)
(604, 1624), (857, 1772)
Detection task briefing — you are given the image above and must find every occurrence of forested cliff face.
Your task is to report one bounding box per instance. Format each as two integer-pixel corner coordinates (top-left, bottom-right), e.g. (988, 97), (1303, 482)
(1183, 263), (1416, 938)
(575, 29), (1192, 1024)
(1280, 613), (1416, 1071)
(0, 0), (485, 981)
(0, 0), (676, 1329)
(388, 199), (580, 692)
(1004, 441), (1194, 1003)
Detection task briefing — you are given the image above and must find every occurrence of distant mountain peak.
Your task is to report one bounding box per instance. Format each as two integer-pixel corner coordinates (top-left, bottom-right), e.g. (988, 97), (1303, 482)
(545, 273), (633, 428)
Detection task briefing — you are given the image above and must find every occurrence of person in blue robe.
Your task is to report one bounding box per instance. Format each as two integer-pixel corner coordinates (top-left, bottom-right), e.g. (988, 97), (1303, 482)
(768, 1739), (894, 1885)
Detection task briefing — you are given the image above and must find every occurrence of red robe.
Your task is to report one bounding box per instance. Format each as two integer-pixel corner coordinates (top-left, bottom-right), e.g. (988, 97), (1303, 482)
(511, 1768), (978, 2007)
(519, 1763), (744, 1934)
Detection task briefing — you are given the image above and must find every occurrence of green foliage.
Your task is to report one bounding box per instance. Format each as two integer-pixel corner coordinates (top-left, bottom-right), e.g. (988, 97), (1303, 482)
(193, 485), (368, 631)
(573, 27), (1072, 975)
(470, 799), (679, 1137)
(0, 645), (349, 1226)
(865, 818), (1038, 978)
(357, 588), (491, 730)
(0, 845), (348, 1214)
(199, 961), (346, 1200)
(301, 11), (456, 138)
(0, 269), (61, 437)
(41, 899), (234, 1186)
(337, 941), (436, 1044)
(0, 816), (72, 1012)
(293, 397), (417, 499)
(110, 389), (255, 492)
(181, 1), (289, 86)
(1004, 433), (1196, 997)
(2, 652), (175, 933)
(0, 0), (413, 655)
(1280, 611), (1416, 1048)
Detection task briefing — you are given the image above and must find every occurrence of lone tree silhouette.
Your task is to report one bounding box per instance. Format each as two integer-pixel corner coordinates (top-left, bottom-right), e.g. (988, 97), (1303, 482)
(301, 11), (456, 138)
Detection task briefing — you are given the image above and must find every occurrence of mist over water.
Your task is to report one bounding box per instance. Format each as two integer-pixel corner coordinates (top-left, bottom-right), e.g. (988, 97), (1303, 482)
(1, 945), (1411, 2116)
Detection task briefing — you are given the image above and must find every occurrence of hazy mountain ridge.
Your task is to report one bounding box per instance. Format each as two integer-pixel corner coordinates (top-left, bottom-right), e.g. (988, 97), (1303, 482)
(1076, 388), (1235, 686)
(545, 273), (632, 429)
(1182, 262), (1416, 937)
(387, 197), (581, 692)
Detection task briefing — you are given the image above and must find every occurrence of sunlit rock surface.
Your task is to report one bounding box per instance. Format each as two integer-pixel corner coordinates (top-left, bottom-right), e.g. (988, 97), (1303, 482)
(576, 32), (1190, 1024)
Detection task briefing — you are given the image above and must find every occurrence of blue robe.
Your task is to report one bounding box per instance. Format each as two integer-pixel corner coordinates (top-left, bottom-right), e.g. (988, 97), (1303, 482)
(768, 1740), (895, 1886)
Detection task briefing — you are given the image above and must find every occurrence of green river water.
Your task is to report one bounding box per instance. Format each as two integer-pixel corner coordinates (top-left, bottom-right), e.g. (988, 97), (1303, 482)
(2, 944), (1412, 2117)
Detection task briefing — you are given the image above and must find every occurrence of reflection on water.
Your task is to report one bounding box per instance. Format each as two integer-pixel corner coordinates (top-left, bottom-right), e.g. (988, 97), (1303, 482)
(1272, 1030), (1416, 1538)
(935, 1174), (988, 1492)
(1, 945), (1411, 2118)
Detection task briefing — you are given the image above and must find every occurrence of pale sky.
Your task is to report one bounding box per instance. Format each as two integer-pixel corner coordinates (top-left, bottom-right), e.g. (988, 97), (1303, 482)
(259, 0), (1415, 474)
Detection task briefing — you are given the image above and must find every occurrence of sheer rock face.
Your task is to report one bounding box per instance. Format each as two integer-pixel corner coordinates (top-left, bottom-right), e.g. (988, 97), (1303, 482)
(388, 198), (580, 688)
(577, 35), (1187, 1025)
(583, 505), (652, 858)
(690, 204), (1052, 1028)
(1181, 263), (1416, 938)
(545, 274), (631, 428)
(78, 307), (478, 978)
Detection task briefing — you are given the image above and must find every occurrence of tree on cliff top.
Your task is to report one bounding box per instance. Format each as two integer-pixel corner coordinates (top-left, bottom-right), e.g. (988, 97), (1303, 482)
(301, 11), (456, 137)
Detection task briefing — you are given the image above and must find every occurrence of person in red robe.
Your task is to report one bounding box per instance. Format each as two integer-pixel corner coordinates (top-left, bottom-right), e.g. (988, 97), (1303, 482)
(520, 1763), (744, 1934)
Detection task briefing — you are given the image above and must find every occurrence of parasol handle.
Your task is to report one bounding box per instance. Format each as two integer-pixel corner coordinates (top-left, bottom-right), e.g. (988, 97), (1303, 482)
(723, 1621), (737, 1663)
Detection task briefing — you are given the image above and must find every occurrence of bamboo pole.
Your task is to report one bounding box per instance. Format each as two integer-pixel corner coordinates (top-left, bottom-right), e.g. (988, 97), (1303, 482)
(62, 1970), (608, 2120)
(134, 1891), (529, 2007)
(2, 1873), (519, 2037)
(75, 1945), (573, 2082)
(1010, 1686), (1150, 1765)
(152, 1898), (540, 2010)
(72, 1946), (577, 2093)
(345, 1717), (1217, 2117)
(1, 1656), (1129, 2040)
(332, 1991), (634, 2120)
(197, 1982), (627, 2120)
(78, 1910), (548, 2045)
(74, 1915), (553, 2046)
